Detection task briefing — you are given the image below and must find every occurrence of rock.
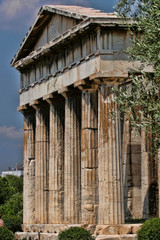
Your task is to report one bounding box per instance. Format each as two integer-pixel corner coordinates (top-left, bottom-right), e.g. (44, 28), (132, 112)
(119, 225), (132, 235)
(100, 226), (119, 235)
(131, 224), (142, 234)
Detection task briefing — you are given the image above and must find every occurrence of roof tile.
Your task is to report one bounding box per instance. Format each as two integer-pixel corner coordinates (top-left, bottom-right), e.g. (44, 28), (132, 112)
(45, 5), (118, 18)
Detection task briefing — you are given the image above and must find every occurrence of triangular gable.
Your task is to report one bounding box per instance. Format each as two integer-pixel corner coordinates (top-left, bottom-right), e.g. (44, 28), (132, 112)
(11, 5), (118, 66)
(33, 14), (80, 51)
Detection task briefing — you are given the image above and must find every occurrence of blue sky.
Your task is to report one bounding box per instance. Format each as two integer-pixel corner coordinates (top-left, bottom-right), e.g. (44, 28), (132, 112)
(0, 0), (118, 173)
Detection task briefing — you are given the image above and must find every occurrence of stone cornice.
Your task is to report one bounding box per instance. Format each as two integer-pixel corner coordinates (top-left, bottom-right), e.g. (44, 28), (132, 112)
(11, 18), (133, 69)
(18, 50), (126, 95)
(17, 75), (126, 111)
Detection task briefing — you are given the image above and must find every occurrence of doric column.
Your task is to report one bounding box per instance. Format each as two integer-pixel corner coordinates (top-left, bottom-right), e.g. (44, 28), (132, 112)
(59, 87), (81, 224)
(81, 87), (98, 224)
(32, 101), (49, 224)
(44, 94), (65, 224)
(98, 85), (124, 224)
(23, 108), (35, 224)
(121, 116), (132, 220)
(141, 130), (150, 218)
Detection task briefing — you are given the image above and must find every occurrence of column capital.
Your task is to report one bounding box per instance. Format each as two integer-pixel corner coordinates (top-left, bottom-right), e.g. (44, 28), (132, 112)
(89, 72), (128, 84)
(43, 92), (64, 104)
(17, 104), (35, 115)
(58, 86), (70, 98)
(74, 79), (98, 92)
(58, 86), (81, 99)
(29, 99), (49, 110)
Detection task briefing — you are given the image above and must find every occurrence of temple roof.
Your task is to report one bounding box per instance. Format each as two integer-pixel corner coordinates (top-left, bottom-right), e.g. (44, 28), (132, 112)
(42, 5), (118, 19)
(11, 5), (124, 68)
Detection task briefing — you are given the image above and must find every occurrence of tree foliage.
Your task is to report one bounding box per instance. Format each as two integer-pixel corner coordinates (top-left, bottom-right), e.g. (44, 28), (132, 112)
(138, 218), (160, 239)
(0, 227), (14, 240)
(0, 193), (23, 217)
(113, 0), (160, 155)
(58, 227), (95, 240)
(0, 175), (23, 235)
(6, 175), (23, 193)
(3, 215), (22, 233)
(0, 177), (16, 205)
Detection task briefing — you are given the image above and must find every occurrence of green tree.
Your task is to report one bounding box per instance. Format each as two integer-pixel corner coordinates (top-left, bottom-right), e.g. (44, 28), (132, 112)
(0, 192), (23, 217)
(3, 215), (22, 232)
(138, 218), (160, 239)
(58, 227), (95, 240)
(0, 177), (16, 205)
(6, 175), (23, 193)
(0, 227), (14, 240)
(113, 0), (160, 155)
(0, 176), (23, 234)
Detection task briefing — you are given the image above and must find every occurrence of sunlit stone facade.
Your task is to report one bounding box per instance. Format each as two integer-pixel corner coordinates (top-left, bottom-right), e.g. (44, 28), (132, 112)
(11, 5), (159, 240)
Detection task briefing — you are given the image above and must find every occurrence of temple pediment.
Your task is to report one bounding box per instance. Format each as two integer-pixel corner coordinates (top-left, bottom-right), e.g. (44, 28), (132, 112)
(11, 5), (120, 67)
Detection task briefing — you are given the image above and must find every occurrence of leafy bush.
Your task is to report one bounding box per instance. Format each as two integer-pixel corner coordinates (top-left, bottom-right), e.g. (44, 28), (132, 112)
(138, 218), (160, 240)
(0, 176), (23, 236)
(0, 192), (23, 216)
(3, 215), (22, 232)
(0, 227), (14, 240)
(0, 177), (16, 204)
(6, 175), (23, 193)
(58, 227), (95, 240)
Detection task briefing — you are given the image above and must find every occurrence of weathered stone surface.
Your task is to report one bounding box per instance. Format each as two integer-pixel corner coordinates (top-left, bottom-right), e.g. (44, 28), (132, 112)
(119, 225), (132, 235)
(48, 99), (65, 224)
(131, 224), (142, 234)
(35, 106), (49, 224)
(96, 235), (137, 240)
(15, 232), (58, 240)
(82, 224), (96, 234)
(95, 225), (109, 237)
(81, 89), (98, 224)
(96, 235), (120, 240)
(98, 86), (124, 224)
(64, 94), (81, 224)
(14, 4), (158, 239)
(23, 112), (35, 224)
(100, 226), (119, 235)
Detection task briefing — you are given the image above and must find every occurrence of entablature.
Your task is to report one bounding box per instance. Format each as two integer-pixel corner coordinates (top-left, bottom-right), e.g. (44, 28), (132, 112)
(11, 19), (133, 70)
(18, 25), (132, 93)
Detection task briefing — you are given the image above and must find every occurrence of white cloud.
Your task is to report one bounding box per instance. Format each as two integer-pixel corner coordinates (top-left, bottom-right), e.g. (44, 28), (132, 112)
(0, 126), (23, 140)
(0, 0), (39, 19)
(50, 0), (90, 6)
(0, 0), (91, 30)
(0, 0), (40, 30)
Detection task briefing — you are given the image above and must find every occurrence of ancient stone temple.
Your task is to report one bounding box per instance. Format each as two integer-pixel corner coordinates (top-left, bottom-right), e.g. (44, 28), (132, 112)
(11, 5), (159, 240)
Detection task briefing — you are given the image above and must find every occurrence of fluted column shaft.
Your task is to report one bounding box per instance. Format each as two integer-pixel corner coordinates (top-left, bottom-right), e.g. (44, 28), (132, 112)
(35, 106), (49, 224)
(141, 130), (150, 218)
(98, 85), (124, 224)
(64, 94), (81, 224)
(23, 110), (35, 224)
(81, 89), (98, 224)
(49, 98), (65, 223)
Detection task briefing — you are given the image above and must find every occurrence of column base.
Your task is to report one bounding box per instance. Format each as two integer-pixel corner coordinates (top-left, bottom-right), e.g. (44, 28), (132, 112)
(96, 235), (137, 240)
(15, 224), (141, 240)
(15, 232), (58, 240)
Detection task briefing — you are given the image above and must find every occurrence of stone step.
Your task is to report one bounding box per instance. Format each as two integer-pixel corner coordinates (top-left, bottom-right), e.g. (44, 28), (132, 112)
(15, 232), (58, 240)
(15, 232), (137, 240)
(96, 234), (137, 240)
